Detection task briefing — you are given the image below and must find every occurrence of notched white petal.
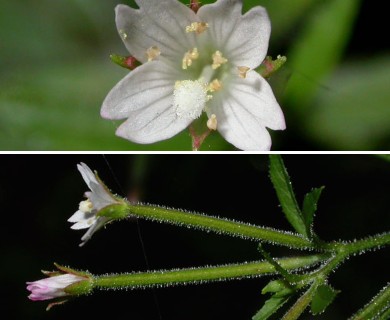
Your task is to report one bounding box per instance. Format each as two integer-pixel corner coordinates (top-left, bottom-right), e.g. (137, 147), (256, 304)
(115, 1), (197, 62)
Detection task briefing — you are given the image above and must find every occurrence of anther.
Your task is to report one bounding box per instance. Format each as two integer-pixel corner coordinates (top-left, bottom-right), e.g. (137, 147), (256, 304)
(208, 79), (222, 92)
(207, 114), (218, 131)
(212, 51), (228, 69)
(186, 22), (209, 34)
(237, 66), (250, 79)
(182, 48), (199, 69)
(146, 46), (161, 61)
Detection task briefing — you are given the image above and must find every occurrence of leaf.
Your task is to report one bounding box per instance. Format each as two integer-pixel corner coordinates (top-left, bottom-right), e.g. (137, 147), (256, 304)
(302, 187), (324, 236)
(284, 0), (361, 111)
(311, 284), (339, 315)
(262, 279), (294, 297)
(269, 155), (307, 237)
(252, 295), (290, 320)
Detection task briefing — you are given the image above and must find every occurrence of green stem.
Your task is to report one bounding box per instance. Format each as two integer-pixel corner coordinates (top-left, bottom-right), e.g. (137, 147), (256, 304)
(349, 283), (390, 320)
(126, 204), (314, 249)
(281, 280), (322, 320)
(93, 255), (326, 290)
(321, 232), (390, 253)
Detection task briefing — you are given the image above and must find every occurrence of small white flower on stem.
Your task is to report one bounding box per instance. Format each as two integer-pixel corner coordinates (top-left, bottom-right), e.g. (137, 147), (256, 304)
(68, 163), (124, 246)
(101, 0), (285, 150)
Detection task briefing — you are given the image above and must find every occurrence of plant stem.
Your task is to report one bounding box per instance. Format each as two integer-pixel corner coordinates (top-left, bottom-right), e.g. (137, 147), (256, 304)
(281, 280), (321, 320)
(126, 204), (314, 249)
(94, 255), (326, 290)
(349, 283), (390, 320)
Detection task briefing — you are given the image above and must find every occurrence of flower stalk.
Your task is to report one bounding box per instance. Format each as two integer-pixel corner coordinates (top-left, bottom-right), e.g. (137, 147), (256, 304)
(93, 255), (326, 290)
(121, 204), (315, 249)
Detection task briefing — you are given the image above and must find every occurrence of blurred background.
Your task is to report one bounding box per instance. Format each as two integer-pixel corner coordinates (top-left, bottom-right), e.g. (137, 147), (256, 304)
(1, 154), (389, 319)
(1, 0), (389, 150)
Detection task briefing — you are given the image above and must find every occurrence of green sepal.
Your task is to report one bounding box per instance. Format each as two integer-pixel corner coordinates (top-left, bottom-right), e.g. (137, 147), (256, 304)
(310, 284), (339, 315)
(110, 53), (140, 70)
(97, 203), (129, 219)
(53, 263), (92, 278)
(257, 55), (287, 78)
(64, 279), (93, 296)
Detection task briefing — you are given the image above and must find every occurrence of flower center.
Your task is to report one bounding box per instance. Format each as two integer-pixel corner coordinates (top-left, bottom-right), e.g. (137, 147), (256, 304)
(173, 79), (209, 119)
(79, 199), (93, 213)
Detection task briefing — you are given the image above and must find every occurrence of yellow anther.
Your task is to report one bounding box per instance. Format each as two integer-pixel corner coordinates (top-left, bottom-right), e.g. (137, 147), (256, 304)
(185, 22), (209, 34)
(212, 51), (228, 70)
(182, 48), (199, 69)
(207, 114), (218, 131)
(208, 79), (222, 92)
(146, 46), (161, 61)
(237, 66), (250, 79)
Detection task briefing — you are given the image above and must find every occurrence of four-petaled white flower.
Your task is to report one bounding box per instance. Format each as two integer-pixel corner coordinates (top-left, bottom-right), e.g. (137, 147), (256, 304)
(101, 0), (285, 150)
(26, 274), (86, 301)
(68, 162), (121, 246)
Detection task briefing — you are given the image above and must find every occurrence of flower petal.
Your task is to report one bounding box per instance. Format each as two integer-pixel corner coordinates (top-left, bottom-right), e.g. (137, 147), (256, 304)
(79, 217), (109, 247)
(115, 1), (197, 63)
(101, 60), (181, 120)
(67, 210), (86, 223)
(102, 60), (191, 144)
(115, 98), (191, 144)
(70, 218), (96, 230)
(77, 163), (116, 205)
(225, 71), (286, 130)
(198, 0), (270, 68)
(208, 73), (285, 150)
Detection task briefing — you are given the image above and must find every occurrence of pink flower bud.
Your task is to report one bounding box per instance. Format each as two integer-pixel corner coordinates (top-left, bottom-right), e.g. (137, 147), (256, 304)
(26, 274), (85, 301)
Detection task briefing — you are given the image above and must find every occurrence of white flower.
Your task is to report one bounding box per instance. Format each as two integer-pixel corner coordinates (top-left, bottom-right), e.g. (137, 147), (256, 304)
(68, 163), (121, 246)
(101, 0), (285, 150)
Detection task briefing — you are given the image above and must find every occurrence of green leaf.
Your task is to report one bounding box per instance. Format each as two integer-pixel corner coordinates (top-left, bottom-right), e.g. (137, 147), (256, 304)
(262, 279), (294, 297)
(284, 0), (361, 110)
(302, 187), (324, 237)
(311, 284), (339, 315)
(269, 155), (307, 237)
(252, 295), (291, 320)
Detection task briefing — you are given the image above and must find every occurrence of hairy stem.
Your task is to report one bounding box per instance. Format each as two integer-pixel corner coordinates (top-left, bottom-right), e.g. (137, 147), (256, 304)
(126, 204), (314, 249)
(349, 283), (390, 320)
(94, 255), (326, 290)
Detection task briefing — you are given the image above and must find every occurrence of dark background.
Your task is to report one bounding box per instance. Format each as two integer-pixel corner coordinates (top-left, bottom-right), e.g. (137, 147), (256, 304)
(1, 154), (389, 319)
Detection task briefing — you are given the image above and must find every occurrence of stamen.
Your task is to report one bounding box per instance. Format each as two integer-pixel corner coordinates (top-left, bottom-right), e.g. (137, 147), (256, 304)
(182, 48), (199, 69)
(237, 66), (250, 79)
(79, 200), (93, 213)
(207, 114), (218, 131)
(146, 46), (161, 61)
(212, 51), (228, 69)
(208, 79), (222, 92)
(186, 22), (209, 34)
